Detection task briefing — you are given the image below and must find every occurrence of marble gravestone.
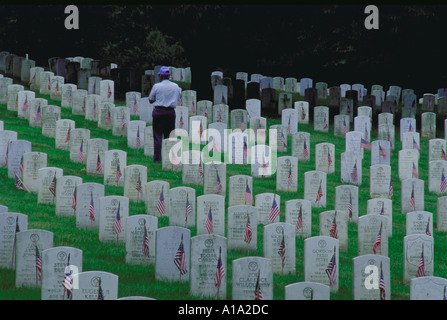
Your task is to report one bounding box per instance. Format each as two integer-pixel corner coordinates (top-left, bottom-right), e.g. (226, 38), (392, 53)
(126, 91), (141, 116)
(162, 138), (183, 172)
(231, 257), (273, 300)
(196, 194), (225, 237)
(401, 132), (421, 156)
(263, 222), (295, 274)
(227, 131), (249, 165)
(123, 164), (147, 203)
(357, 215), (389, 256)
(21, 152), (48, 193)
(28, 99), (48, 129)
(406, 211), (433, 236)
(400, 118), (417, 141)
(112, 107), (131, 137)
(401, 178), (424, 214)
(190, 234), (227, 299)
(182, 150), (204, 186)
(100, 80), (114, 104)
(345, 131), (363, 158)
(255, 193), (281, 225)
(155, 226), (190, 282)
(86, 138), (108, 176)
(341, 152), (362, 185)
(197, 100), (213, 123)
(270, 124), (288, 154)
(41, 105), (61, 138)
(71, 271), (118, 300)
(369, 164), (392, 199)
(314, 106), (330, 133)
(175, 106), (189, 132)
(378, 123), (395, 151)
(144, 126), (154, 158)
(98, 196), (128, 243)
(103, 149), (126, 186)
(278, 92), (292, 115)
(69, 128), (90, 164)
(304, 236), (339, 292)
(41, 246), (82, 300)
(421, 112), (436, 138)
(7, 84), (24, 112)
(75, 183), (105, 230)
(169, 186), (196, 228)
(281, 108), (298, 135)
(285, 199), (312, 239)
(15, 229), (54, 288)
(292, 132), (311, 162)
(37, 167), (63, 205)
(7, 140), (32, 179)
(84, 94), (101, 122)
(319, 210), (349, 252)
(335, 185), (359, 222)
(285, 282), (330, 300)
(304, 170), (327, 208)
(17, 90), (35, 120)
(340, 98), (354, 122)
(367, 198), (393, 236)
(371, 140), (391, 166)
(428, 160), (447, 194)
(0, 212), (28, 269)
(315, 143), (335, 174)
(334, 114), (350, 138)
(276, 156), (298, 192)
(50, 76), (64, 101)
(352, 255), (390, 300)
(227, 205), (258, 252)
(212, 104), (229, 125)
(0, 130), (18, 168)
(61, 83), (77, 109)
(182, 90), (197, 116)
(294, 101), (309, 124)
(39, 71), (54, 95)
(55, 176), (83, 217)
(71, 89), (88, 115)
(228, 175), (254, 207)
(125, 214), (158, 265)
(410, 276), (447, 300)
(428, 138), (447, 163)
(250, 144), (275, 178)
(403, 234), (433, 283)
(144, 180), (170, 217)
(55, 119), (75, 151)
(203, 161), (226, 196)
(126, 120), (146, 150)
(398, 149), (419, 181)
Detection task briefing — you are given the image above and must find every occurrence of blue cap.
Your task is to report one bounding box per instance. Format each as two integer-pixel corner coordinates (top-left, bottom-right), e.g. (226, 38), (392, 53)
(158, 66), (171, 76)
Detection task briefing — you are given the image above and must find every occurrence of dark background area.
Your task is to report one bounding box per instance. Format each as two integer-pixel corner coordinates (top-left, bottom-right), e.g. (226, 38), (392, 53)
(0, 5), (445, 99)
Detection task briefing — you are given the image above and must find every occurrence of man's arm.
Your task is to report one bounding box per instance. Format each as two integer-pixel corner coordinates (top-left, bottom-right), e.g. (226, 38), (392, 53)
(148, 85), (157, 104)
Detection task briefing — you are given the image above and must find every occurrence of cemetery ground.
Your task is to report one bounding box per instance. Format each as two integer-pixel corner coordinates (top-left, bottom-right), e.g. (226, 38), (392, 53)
(1, 81), (447, 300)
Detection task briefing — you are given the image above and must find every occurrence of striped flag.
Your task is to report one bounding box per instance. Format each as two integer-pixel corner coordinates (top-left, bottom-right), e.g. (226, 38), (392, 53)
(244, 181), (253, 205)
(135, 173), (143, 195)
(408, 122), (414, 132)
(185, 194), (192, 224)
(413, 137), (420, 151)
(78, 141), (84, 162)
(288, 164), (293, 186)
(142, 220), (150, 257)
(278, 230), (286, 270)
(115, 162), (122, 183)
(214, 247), (225, 289)
(35, 243), (42, 281)
(380, 202), (385, 216)
(198, 161), (204, 182)
(254, 270), (263, 300)
(15, 172), (24, 190)
(322, 115), (328, 129)
(179, 114), (184, 128)
(204, 104), (208, 119)
(316, 180), (323, 203)
(62, 254), (73, 300)
(216, 170), (222, 194)
(96, 153), (103, 173)
(121, 114), (127, 130)
(269, 196), (280, 222)
(133, 97), (139, 114)
(443, 148), (447, 161)
(379, 262), (386, 300)
(174, 234), (188, 276)
(350, 161), (358, 183)
(325, 247), (337, 288)
(347, 192), (353, 220)
(342, 117), (348, 134)
(34, 104), (42, 122)
(412, 162), (418, 178)
(302, 140), (309, 158)
(114, 202), (122, 235)
(409, 184), (415, 209)
(441, 169), (447, 193)
(92, 81), (96, 94)
(329, 213), (338, 239)
(221, 94), (226, 104)
(22, 95), (29, 112)
(361, 137), (371, 150)
(296, 204), (303, 232)
(54, 81), (59, 96)
(191, 100), (195, 113)
(93, 101), (97, 118)
(18, 155), (23, 176)
(301, 105), (306, 120)
(426, 217), (431, 236)
(241, 116), (245, 131)
(157, 187), (166, 216)
(30, 72), (36, 85)
(72, 184), (77, 211)
(89, 192), (96, 222)
(373, 223), (382, 254)
(389, 178), (393, 198)
(106, 109), (112, 124)
(244, 212), (252, 244)
(136, 126), (141, 148)
(327, 150), (332, 169)
(281, 131), (287, 148)
(107, 84), (112, 98)
(286, 116), (291, 133)
(49, 173), (56, 197)
(379, 143), (386, 157)
(416, 245), (425, 277)
(65, 127), (71, 143)
(206, 208), (213, 235)
(97, 278), (104, 300)
(82, 97), (86, 112)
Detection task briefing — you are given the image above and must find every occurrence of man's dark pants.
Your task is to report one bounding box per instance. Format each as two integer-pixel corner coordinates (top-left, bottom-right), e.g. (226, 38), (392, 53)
(152, 106), (176, 163)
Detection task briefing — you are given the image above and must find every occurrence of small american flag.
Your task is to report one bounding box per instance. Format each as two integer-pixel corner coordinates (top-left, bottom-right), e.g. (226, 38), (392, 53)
(327, 150), (332, 169)
(171, 150), (180, 167)
(254, 270), (263, 300)
(426, 217), (431, 236)
(416, 245), (425, 277)
(69, 91), (72, 105)
(409, 184), (415, 209)
(412, 162), (418, 178)
(22, 96), (29, 112)
(96, 153), (103, 173)
(157, 187), (166, 216)
(379, 262), (386, 300)
(350, 161), (358, 183)
(18, 155), (23, 176)
(136, 126), (141, 148)
(185, 194), (192, 224)
(389, 178), (393, 198)
(379, 143), (386, 157)
(114, 202), (122, 235)
(216, 170), (222, 194)
(30, 72), (36, 85)
(278, 230), (286, 269)
(135, 174), (143, 195)
(82, 97), (86, 112)
(115, 162), (122, 183)
(142, 220), (150, 257)
(179, 114), (184, 128)
(214, 247), (225, 289)
(244, 213), (252, 244)
(443, 148), (447, 161)
(72, 184), (77, 211)
(288, 164), (293, 186)
(106, 109), (112, 124)
(191, 101), (195, 113)
(281, 131), (287, 148)
(133, 98), (139, 114)
(413, 137), (420, 151)
(329, 213), (338, 239)
(65, 127), (71, 143)
(89, 192), (95, 222)
(62, 254), (73, 300)
(204, 105), (208, 119)
(244, 182), (253, 205)
(35, 243), (42, 281)
(316, 181), (323, 203)
(269, 196), (280, 222)
(342, 117), (348, 134)
(373, 223), (382, 254)
(78, 141), (84, 162)
(296, 204), (303, 232)
(322, 115), (328, 129)
(121, 114), (127, 130)
(347, 192), (353, 220)
(34, 104), (41, 122)
(380, 202), (385, 215)
(97, 278), (104, 300)
(361, 138), (371, 150)
(286, 116), (291, 133)
(107, 84), (112, 98)
(301, 106), (306, 120)
(241, 116), (245, 131)
(441, 169), (447, 193)
(15, 172), (24, 190)
(302, 140), (309, 158)
(206, 208), (213, 234)
(198, 161), (204, 182)
(92, 81), (96, 94)
(49, 173), (56, 197)
(93, 101), (97, 118)
(325, 247), (337, 288)
(221, 94), (226, 104)
(174, 234), (188, 275)
(409, 122), (414, 132)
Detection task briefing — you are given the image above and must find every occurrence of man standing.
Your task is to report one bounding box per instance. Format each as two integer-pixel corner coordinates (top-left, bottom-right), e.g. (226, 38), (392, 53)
(149, 66), (181, 163)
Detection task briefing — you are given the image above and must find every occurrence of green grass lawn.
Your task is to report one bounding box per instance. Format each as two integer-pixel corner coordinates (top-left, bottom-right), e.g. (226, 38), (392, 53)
(0, 77), (445, 300)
